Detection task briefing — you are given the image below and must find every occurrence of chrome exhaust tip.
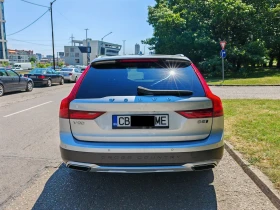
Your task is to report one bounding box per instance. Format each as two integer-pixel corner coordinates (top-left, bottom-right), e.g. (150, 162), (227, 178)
(67, 164), (91, 172)
(192, 164), (215, 171)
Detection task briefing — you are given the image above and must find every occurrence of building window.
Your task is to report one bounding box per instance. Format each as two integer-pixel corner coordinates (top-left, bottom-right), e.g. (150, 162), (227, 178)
(70, 53), (74, 57)
(65, 53), (69, 57)
(65, 48), (69, 53)
(75, 53), (79, 57)
(0, 43), (3, 59)
(70, 48), (74, 52)
(75, 59), (80, 63)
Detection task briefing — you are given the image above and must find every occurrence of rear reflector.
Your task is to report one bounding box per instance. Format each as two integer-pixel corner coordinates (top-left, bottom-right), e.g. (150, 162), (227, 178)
(38, 75), (45, 79)
(176, 109), (213, 119)
(69, 110), (105, 120)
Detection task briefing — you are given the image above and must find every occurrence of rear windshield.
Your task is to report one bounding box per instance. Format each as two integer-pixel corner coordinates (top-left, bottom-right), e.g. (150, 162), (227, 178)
(61, 68), (73, 72)
(30, 69), (47, 74)
(76, 62), (205, 99)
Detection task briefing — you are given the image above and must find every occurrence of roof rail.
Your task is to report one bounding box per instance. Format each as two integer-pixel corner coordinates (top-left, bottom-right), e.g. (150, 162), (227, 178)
(175, 54), (185, 57)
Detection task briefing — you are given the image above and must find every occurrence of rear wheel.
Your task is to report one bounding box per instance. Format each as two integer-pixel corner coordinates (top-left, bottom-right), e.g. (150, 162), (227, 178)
(0, 84), (4, 97)
(46, 79), (52, 87)
(26, 81), (33, 92)
(74, 77), (78, 83)
(60, 78), (64, 85)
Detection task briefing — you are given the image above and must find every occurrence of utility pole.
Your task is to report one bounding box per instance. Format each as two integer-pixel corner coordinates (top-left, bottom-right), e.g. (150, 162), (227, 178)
(70, 34), (74, 46)
(57, 52), (59, 67)
(123, 40), (126, 55)
(85, 29), (89, 65)
(50, 0), (56, 70)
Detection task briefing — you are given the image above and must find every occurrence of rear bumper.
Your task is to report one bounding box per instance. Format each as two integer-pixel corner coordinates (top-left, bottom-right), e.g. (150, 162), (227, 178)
(61, 146), (223, 166)
(33, 79), (48, 85)
(60, 131), (224, 172)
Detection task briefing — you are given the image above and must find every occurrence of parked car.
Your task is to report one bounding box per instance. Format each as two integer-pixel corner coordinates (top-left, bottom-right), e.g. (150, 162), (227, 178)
(24, 68), (64, 87)
(59, 55), (224, 173)
(12, 67), (24, 71)
(59, 68), (82, 83)
(0, 68), (34, 97)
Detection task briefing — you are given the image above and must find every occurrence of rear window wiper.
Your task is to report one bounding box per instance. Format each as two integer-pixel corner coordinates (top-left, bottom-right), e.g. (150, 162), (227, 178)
(137, 86), (193, 96)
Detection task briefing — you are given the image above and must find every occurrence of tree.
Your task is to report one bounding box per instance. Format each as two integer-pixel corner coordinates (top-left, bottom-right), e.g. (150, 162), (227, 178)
(1, 61), (9, 67)
(58, 62), (64, 67)
(29, 57), (36, 63)
(143, 0), (273, 71)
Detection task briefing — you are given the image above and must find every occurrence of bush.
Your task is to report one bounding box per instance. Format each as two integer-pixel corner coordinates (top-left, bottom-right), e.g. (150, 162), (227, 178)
(198, 56), (232, 77)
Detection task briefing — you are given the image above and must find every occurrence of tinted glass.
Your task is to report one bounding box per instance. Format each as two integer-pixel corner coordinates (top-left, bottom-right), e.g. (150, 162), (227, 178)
(30, 69), (47, 74)
(76, 65), (205, 99)
(0, 69), (7, 76)
(7, 70), (18, 77)
(61, 68), (73, 72)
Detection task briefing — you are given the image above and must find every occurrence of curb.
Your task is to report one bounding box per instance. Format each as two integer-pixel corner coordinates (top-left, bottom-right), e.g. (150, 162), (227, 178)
(225, 142), (280, 209)
(209, 85), (280, 87)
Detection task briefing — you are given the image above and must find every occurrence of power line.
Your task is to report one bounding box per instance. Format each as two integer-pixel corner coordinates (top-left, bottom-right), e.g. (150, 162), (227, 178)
(9, 38), (66, 47)
(9, 38), (51, 46)
(55, 10), (83, 30)
(20, 0), (49, 8)
(7, 9), (49, 36)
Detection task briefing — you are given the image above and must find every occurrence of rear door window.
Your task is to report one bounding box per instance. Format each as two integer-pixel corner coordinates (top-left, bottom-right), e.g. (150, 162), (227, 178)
(76, 60), (205, 99)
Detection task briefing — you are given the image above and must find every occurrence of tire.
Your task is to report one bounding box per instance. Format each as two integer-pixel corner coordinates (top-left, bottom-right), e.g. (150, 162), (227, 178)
(60, 78), (64, 85)
(46, 79), (52, 87)
(26, 81), (33, 92)
(74, 77), (78, 83)
(0, 84), (4, 97)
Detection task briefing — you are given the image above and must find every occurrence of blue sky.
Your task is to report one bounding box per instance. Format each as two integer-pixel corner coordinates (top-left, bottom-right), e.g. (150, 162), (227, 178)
(5, 0), (155, 56)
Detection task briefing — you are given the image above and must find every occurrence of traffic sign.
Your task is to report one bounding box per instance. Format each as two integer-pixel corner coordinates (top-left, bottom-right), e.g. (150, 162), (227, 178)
(220, 49), (226, 58)
(220, 41), (227, 49)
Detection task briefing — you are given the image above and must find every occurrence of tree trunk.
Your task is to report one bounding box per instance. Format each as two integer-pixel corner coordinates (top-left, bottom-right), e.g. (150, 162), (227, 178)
(237, 61), (241, 70)
(277, 55), (280, 68)
(269, 57), (274, 67)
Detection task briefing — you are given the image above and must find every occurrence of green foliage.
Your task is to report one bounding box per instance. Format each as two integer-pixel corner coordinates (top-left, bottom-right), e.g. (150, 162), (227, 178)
(36, 63), (51, 68)
(144, 0), (280, 70)
(1, 61), (9, 67)
(58, 62), (64, 67)
(29, 57), (36, 63)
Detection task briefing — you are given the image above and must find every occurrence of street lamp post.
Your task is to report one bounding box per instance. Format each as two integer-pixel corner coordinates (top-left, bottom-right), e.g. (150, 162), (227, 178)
(85, 29), (89, 65)
(50, 0), (56, 70)
(99, 32), (112, 56)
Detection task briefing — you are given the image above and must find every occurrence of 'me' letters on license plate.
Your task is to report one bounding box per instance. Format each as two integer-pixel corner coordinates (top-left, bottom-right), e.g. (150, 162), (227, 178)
(112, 115), (169, 129)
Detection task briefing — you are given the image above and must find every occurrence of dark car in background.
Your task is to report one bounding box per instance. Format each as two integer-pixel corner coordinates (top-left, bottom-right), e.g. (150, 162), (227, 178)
(24, 68), (64, 87)
(0, 68), (34, 97)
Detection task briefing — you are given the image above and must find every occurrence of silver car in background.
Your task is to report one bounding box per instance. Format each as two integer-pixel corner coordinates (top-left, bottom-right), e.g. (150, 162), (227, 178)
(60, 68), (82, 83)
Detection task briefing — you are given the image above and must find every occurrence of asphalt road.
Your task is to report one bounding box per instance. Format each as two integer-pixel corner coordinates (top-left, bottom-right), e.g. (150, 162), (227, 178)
(0, 85), (278, 210)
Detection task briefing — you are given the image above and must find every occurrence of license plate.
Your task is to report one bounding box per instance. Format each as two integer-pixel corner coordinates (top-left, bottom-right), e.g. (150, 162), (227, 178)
(29, 76), (37, 78)
(112, 115), (169, 129)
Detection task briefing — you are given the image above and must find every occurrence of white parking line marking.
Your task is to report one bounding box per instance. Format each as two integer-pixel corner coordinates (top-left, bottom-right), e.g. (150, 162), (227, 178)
(3, 101), (53, 118)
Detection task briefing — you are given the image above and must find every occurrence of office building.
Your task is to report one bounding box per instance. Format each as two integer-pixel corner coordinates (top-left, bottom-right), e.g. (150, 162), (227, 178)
(35, 53), (42, 61)
(64, 39), (121, 66)
(8, 49), (34, 64)
(0, 0), (8, 62)
(135, 43), (140, 55)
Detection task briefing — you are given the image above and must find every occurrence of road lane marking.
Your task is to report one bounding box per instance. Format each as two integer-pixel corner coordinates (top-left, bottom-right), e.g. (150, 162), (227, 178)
(3, 101), (53, 118)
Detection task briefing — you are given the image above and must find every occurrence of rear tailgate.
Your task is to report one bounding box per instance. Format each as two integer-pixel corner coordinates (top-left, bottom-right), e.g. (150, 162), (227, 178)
(65, 58), (216, 143)
(69, 96), (213, 142)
